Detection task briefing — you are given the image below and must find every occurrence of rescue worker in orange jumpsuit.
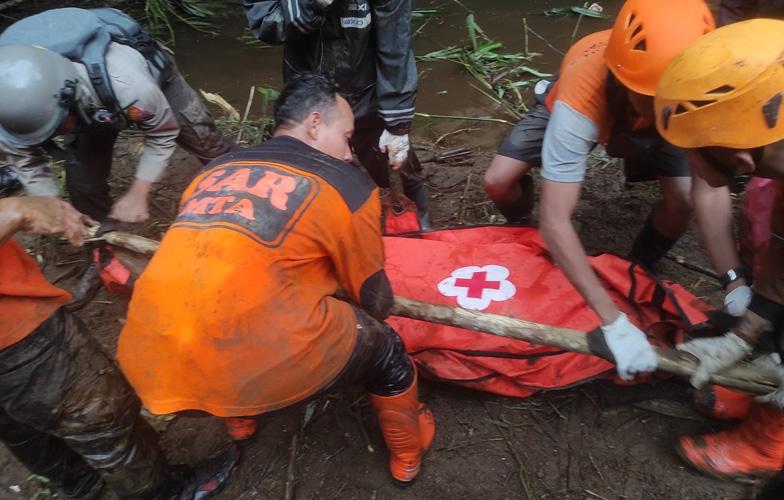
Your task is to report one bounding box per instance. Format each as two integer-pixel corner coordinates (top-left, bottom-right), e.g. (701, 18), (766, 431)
(482, 0), (715, 382)
(653, 19), (784, 491)
(0, 196), (236, 499)
(116, 73), (435, 485)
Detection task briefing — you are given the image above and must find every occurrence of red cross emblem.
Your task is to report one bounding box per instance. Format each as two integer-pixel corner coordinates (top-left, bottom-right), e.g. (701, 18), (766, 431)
(437, 265), (516, 311)
(453, 271), (501, 299)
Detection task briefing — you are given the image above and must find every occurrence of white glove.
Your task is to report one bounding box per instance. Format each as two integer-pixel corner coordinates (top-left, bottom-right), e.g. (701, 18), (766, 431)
(724, 285), (752, 317)
(754, 353), (784, 409)
(676, 332), (753, 388)
(378, 130), (410, 171)
(315, 0), (335, 8)
(601, 312), (658, 381)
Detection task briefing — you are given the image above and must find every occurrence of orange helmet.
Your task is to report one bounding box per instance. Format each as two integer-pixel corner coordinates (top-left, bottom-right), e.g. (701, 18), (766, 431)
(605, 0), (715, 96)
(655, 19), (784, 149)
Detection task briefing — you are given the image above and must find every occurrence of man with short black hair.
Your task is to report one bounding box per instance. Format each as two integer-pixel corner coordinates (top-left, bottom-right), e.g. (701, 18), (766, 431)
(117, 73), (436, 484)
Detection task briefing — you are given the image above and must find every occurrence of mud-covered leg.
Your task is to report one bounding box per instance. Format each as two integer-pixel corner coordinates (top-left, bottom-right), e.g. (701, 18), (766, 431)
(51, 312), (167, 498)
(0, 409), (102, 499)
(161, 57), (232, 164)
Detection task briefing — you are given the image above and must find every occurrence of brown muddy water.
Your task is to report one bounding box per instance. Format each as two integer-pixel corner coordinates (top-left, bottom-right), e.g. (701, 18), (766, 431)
(172, 0), (625, 146)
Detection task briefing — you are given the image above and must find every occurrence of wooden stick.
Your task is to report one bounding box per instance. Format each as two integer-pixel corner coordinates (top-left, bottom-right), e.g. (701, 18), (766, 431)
(89, 231), (780, 395)
(87, 231), (161, 255)
(283, 432), (298, 500)
(390, 296), (779, 395)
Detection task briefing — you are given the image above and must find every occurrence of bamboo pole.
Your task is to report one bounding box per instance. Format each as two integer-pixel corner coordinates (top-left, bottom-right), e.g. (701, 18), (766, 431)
(90, 231), (780, 395)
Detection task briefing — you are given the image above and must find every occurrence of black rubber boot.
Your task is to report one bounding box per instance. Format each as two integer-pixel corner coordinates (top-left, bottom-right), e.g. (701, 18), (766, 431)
(757, 471), (784, 500)
(495, 174), (534, 225)
(58, 473), (104, 500)
(150, 445), (239, 500)
(0, 417), (104, 500)
(629, 215), (679, 269)
(404, 182), (432, 231)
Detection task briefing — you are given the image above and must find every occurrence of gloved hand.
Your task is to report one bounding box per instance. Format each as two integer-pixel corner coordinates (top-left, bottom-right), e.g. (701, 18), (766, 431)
(754, 353), (784, 409)
(724, 285), (752, 317)
(315, 0), (335, 8)
(378, 130), (410, 171)
(601, 312), (658, 381)
(676, 332), (753, 388)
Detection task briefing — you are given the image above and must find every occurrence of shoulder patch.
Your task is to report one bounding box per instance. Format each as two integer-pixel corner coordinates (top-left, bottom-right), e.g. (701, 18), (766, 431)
(126, 104), (154, 122)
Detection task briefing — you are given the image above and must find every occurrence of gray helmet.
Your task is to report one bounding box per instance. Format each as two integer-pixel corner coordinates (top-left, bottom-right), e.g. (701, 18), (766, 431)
(0, 44), (79, 146)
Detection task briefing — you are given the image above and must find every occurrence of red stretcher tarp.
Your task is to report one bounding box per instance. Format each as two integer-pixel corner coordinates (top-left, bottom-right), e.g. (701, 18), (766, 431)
(383, 226), (712, 398)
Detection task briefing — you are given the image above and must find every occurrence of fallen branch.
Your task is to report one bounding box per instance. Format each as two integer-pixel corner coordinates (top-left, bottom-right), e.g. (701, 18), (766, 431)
(89, 231), (780, 395)
(283, 432), (298, 500)
(415, 112), (514, 126)
(417, 147), (474, 164)
(664, 254), (720, 281)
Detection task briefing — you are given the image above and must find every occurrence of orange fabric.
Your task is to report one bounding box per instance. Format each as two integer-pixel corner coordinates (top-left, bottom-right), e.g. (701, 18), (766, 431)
(545, 30), (612, 143)
(224, 417), (258, 441)
(544, 30), (654, 144)
(0, 240), (71, 349)
(118, 154), (385, 417)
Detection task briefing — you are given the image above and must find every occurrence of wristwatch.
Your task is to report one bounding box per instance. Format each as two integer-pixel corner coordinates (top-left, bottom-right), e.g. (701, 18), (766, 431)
(719, 267), (752, 289)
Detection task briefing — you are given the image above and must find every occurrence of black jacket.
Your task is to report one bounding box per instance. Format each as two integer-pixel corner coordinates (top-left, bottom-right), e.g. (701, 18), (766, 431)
(244, 0), (417, 131)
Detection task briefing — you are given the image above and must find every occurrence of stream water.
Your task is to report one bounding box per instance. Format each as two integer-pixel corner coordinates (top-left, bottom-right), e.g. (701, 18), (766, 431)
(171, 1), (625, 124)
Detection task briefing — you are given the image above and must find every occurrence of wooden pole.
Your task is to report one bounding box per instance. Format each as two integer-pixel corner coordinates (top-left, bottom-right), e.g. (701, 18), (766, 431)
(91, 231), (780, 395)
(391, 296), (779, 395)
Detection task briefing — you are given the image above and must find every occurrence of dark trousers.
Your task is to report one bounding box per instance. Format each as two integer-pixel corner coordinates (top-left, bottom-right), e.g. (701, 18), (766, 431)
(0, 309), (165, 498)
(65, 54), (232, 221)
(350, 115), (429, 218)
(329, 307), (415, 397)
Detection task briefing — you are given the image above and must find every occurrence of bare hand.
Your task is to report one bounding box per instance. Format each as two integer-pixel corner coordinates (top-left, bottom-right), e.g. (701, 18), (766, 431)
(109, 183), (151, 223)
(16, 197), (95, 246)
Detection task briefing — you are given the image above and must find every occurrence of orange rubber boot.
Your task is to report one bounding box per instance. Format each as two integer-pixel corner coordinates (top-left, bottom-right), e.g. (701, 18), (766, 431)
(224, 417), (258, 441)
(369, 374), (436, 484)
(677, 403), (784, 481)
(693, 384), (753, 421)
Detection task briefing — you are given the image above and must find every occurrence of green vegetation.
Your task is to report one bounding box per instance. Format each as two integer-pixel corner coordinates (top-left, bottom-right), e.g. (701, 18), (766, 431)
(418, 14), (551, 119)
(143, 0), (226, 39)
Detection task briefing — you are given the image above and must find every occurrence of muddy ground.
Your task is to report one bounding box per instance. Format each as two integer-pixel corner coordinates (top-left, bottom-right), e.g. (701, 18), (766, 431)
(0, 133), (759, 500)
(0, 1), (762, 499)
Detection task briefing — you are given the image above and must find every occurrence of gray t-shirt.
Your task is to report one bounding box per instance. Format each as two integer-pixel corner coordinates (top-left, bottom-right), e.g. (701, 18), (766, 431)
(540, 100), (600, 183)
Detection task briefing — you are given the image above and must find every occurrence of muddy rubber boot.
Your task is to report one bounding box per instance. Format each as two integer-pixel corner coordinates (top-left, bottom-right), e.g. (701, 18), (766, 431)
(629, 215), (678, 269)
(693, 384), (753, 421)
(404, 182), (432, 231)
(58, 473), (104, 500)
(676, 403), (784, 481)
(756, 471), (784, 499)
(495, 174), (534, 225)
(224, 417), (258, 441)
(150, 444), (239, 500)
(369, 374), (436, 484)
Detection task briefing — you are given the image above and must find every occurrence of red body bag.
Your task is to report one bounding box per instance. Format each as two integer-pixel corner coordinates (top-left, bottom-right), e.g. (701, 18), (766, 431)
(383, 226), (711, 398)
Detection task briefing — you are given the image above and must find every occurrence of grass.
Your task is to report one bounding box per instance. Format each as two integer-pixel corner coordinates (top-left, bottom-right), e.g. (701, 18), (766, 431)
(143, 0), (226, 40)
(417, 14), (552, 119)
